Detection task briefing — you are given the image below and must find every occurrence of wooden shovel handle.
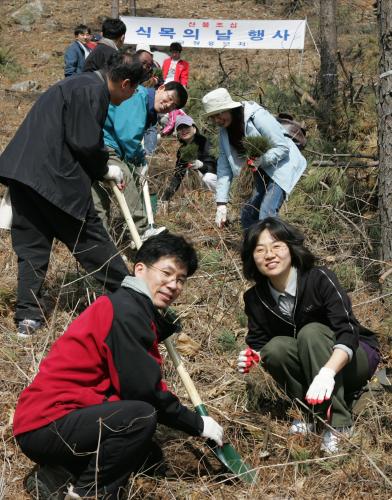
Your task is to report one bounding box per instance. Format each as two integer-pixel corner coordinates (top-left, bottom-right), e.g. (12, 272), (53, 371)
(140, 165), (155, 226)
(111, 182), (205, 411)
(164, 338), (203, 407)
(110, 181), (142, 249)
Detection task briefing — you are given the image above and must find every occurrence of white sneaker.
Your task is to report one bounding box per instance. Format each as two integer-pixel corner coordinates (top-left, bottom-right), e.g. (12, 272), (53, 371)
(321, 426), (353, 454)
(289, 419), (314, 435)
(65, 484), (82, 499)
(17, 319), (42, 338)
(141, 226), (166, 242)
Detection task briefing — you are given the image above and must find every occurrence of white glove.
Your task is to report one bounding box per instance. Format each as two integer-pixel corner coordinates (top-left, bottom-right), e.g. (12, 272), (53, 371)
(201, 416), (224, 446)
(104, 164), (124, 185)
(157, 133), (162, 143)
(305, 367), (336, 405)
(237, 348), (261, 374)
(189, 159), (204, 170)
(215, 205), (227, 228)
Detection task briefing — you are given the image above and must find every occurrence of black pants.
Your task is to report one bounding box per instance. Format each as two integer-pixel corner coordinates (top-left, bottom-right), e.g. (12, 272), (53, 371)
(8, 181), (129, 322)
(17, 400), (157, 498)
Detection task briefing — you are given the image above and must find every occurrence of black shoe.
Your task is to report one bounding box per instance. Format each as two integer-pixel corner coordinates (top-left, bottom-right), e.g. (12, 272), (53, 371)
(24, 464), (76, 499)
(140, 442), (167, 478)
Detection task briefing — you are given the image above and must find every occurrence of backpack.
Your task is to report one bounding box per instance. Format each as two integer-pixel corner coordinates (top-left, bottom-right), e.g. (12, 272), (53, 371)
(275, 113), (307, 150)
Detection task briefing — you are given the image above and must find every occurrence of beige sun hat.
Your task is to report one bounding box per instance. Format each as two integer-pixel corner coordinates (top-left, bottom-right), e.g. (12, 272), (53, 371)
(202, 88), (242, 117)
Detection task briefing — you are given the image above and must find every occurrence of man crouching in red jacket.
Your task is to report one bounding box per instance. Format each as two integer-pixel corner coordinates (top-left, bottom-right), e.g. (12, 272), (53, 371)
(13, 233), (223, 499)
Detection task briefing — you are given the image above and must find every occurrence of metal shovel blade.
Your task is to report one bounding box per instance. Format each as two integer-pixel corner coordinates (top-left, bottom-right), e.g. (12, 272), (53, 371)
(195, 404), (257, 484)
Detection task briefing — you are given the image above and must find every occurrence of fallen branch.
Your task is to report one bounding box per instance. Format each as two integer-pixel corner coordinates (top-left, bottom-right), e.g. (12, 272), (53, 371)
(305, 149), (377, 160)
(311, 160), (378, 168)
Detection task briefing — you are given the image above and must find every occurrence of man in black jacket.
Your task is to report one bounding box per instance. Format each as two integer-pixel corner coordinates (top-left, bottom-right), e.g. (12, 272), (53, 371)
(0, 54), (144, 336)
(83, 18), (126, 72)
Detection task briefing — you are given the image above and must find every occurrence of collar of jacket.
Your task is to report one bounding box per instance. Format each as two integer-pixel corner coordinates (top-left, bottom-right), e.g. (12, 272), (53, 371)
(255, 267), (307, 316)
(98, 37), (118, 50)
(121, 276), (181, 339)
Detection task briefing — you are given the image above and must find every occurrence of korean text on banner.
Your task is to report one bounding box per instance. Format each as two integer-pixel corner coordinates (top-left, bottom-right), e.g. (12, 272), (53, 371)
(121, 17), (306, 50)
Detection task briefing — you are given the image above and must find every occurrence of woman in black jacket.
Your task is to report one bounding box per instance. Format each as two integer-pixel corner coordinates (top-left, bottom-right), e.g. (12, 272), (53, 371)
(237, 217), (380, 453)
(161, 114), (217, 202)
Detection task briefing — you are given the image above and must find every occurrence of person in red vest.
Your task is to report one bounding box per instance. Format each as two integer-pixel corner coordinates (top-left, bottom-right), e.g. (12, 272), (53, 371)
(162, 42), (189, 87)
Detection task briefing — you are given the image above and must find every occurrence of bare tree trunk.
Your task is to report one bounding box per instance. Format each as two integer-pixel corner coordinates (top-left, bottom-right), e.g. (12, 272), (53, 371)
(318, 0), (338, 135)
(111, 0), (119, 18)
(377, 0), (392, 292)
(129, 0), (136, 15)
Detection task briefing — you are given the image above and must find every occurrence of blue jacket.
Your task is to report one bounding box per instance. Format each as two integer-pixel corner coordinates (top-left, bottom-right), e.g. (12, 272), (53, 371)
(103, 86), (156, 165)
(215, 101), (307, 203)
(64, 41), (89, 77)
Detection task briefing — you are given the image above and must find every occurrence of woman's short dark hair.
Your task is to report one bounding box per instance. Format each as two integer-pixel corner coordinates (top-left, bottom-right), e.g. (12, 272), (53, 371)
(135, 233), (198, 276)
(241, 217), (316, 282)
(227, 105), (245, 154)
(164, 81), (188, 108)
(170, 42), (182, 52)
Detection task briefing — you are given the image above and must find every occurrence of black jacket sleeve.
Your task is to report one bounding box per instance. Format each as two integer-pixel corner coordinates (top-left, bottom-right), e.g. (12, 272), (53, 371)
(64, 85), (109, 180)
(244, 288), (272, 351)
(313, 268), (360, 351)
(108, 299), (203, 436)
(197, 136), (217, 175)
(161, 149), (188, 201)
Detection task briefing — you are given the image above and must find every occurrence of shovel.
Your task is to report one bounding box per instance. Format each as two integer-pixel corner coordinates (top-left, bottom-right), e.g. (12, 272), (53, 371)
(111, 182), (257, 484)
(140, 164), (156, 230)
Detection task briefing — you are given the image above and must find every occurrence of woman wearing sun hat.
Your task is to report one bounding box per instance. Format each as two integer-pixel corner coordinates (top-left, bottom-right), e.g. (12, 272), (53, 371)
(201, 88), (307, 229)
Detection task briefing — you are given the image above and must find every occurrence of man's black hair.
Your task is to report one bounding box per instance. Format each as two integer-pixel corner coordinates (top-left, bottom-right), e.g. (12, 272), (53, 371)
(170, 42), (183, 53)
(102, 18), (126, 40)
(74, 24), (91, 36)
(241, 217), (316, 282)
(106, 51), (144, 83)
(134, 233), (198, 277)
(163, 81), (188, 109)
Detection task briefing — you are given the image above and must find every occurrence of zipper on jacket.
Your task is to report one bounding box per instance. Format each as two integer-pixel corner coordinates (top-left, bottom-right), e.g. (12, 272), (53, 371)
(255, 287), (297, 337)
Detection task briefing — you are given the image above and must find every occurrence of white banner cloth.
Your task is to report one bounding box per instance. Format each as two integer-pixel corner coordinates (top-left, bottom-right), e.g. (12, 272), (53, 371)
(122, 17), (306, 50)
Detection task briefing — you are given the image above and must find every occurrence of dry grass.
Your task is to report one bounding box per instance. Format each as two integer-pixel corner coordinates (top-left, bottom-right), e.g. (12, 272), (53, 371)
(1, 0), (391, 498)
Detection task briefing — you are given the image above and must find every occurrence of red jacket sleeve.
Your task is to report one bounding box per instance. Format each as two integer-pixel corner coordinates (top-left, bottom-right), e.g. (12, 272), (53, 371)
(178, 60), (189, 87)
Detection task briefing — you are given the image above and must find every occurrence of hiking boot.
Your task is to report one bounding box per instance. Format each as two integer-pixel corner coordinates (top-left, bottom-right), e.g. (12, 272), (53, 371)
(24, 464), (76, 499)
(289, 419), (315, 435)
(141, 226), (166, 242)
(17, 319), (42, 338)
(321, 426), (353, 454)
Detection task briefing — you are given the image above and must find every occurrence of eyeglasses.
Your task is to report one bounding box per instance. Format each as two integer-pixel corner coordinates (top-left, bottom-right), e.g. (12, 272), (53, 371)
(254, 242), (288, 257)
(147, 264), (187, 287)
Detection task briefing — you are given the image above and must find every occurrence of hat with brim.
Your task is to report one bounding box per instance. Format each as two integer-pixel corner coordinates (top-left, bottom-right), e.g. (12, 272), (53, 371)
(175, 114), (195, 130)
(136, 43), (153, 55)
(202, 88), (242, 117)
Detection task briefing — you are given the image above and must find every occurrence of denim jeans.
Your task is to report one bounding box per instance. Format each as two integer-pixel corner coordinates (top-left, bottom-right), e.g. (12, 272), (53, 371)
(240, 169), (285, 230)
(144, 124), (158, 156)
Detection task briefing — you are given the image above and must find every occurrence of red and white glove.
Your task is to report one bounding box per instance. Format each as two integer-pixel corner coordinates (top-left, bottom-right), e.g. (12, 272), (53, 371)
(305, 367), (336, 405)
(237, 348), (261, 374)
(188, 159), (204, 170)
(201, 416), (224, 446)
